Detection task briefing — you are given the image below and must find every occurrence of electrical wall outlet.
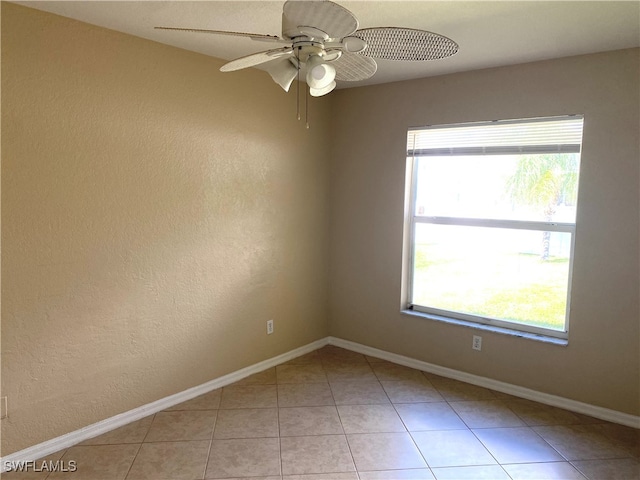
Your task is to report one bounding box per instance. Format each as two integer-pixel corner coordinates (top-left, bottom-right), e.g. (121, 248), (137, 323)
(1, 396), (7, 419)
(472, 335), (482, 351)
(267, 319), (274, 335)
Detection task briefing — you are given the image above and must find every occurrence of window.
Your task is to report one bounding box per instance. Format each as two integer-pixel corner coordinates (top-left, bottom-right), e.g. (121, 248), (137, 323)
(404, 115), (584, 339)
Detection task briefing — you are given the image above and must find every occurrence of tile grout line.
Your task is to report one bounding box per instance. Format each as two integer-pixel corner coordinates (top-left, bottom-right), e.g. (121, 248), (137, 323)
(321, 352), (359, 476)
(200, 437), (214, 480)
(388, 389), (437, 476)
(200, 408), (218, 480)
(122, 442), (144, 480)
(275, 371), (284, 479)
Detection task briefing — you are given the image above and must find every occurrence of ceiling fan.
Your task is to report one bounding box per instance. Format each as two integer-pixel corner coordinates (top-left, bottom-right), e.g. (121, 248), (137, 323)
(155, 0), (459, 97)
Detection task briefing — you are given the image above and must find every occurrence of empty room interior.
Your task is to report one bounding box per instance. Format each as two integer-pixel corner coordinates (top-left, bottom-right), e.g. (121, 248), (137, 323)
(1, 1), (639, 479)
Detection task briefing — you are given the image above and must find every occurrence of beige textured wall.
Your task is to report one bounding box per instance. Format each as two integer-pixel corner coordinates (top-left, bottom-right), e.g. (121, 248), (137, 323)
(1, 3), (331, 454)
(328, 49), (640, 416)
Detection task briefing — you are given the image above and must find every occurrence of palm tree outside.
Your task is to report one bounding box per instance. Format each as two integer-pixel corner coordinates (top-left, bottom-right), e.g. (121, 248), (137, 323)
(505, 153), (580, 260)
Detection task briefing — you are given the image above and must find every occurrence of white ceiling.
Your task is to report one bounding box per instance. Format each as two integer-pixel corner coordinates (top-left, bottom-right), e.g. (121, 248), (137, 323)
(15, 1), (640, 88)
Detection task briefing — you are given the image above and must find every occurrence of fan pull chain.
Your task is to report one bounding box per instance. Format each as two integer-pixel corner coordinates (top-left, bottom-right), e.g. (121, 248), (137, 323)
(305, 86), (309, 129)
(296, 47), (301, 121)
(293, 47), (309, 129)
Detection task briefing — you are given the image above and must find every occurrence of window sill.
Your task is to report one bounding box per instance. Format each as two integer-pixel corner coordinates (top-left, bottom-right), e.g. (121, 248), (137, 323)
(401, 309), (569, 346)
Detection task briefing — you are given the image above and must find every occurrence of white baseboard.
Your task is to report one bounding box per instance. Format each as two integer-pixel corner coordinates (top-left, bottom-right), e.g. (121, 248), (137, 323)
(328, 336), (640, 429)
(4, 334), (638, 470)
(0, 337), (329, 471)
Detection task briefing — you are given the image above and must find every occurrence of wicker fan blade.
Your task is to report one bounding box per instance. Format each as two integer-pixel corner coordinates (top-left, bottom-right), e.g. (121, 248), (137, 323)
(155, 26), (284, 43)
(283, 0), (358, 40)
(220, 47), (293, 72)
(332, 52), (377, 82)
(355, 27), (459, 61)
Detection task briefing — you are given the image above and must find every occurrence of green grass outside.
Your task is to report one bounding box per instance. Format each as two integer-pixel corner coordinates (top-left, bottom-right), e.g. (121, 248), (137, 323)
(413, 245), (570, 330)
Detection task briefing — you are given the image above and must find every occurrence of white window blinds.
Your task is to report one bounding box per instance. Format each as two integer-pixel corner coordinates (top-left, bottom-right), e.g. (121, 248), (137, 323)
(407, 115), (584, 156)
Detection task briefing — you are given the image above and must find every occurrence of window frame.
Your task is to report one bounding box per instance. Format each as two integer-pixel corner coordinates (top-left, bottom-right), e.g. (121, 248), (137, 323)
(403, 116), (583, 340)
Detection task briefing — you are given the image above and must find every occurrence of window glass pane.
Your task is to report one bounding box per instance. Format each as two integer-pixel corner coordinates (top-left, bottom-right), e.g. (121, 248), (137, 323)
(413, 154), (580, 222)
(412, 223), (571, 331)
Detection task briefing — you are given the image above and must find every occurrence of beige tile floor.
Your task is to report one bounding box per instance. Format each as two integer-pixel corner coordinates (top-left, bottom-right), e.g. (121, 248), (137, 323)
(6, 346), (639, 480)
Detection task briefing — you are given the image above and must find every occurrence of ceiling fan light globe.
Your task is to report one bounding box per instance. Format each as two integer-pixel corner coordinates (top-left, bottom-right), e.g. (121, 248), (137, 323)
(306, 61), (336, 89)
(309, 81), (336, 97)
(266, 58), (299, 92)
